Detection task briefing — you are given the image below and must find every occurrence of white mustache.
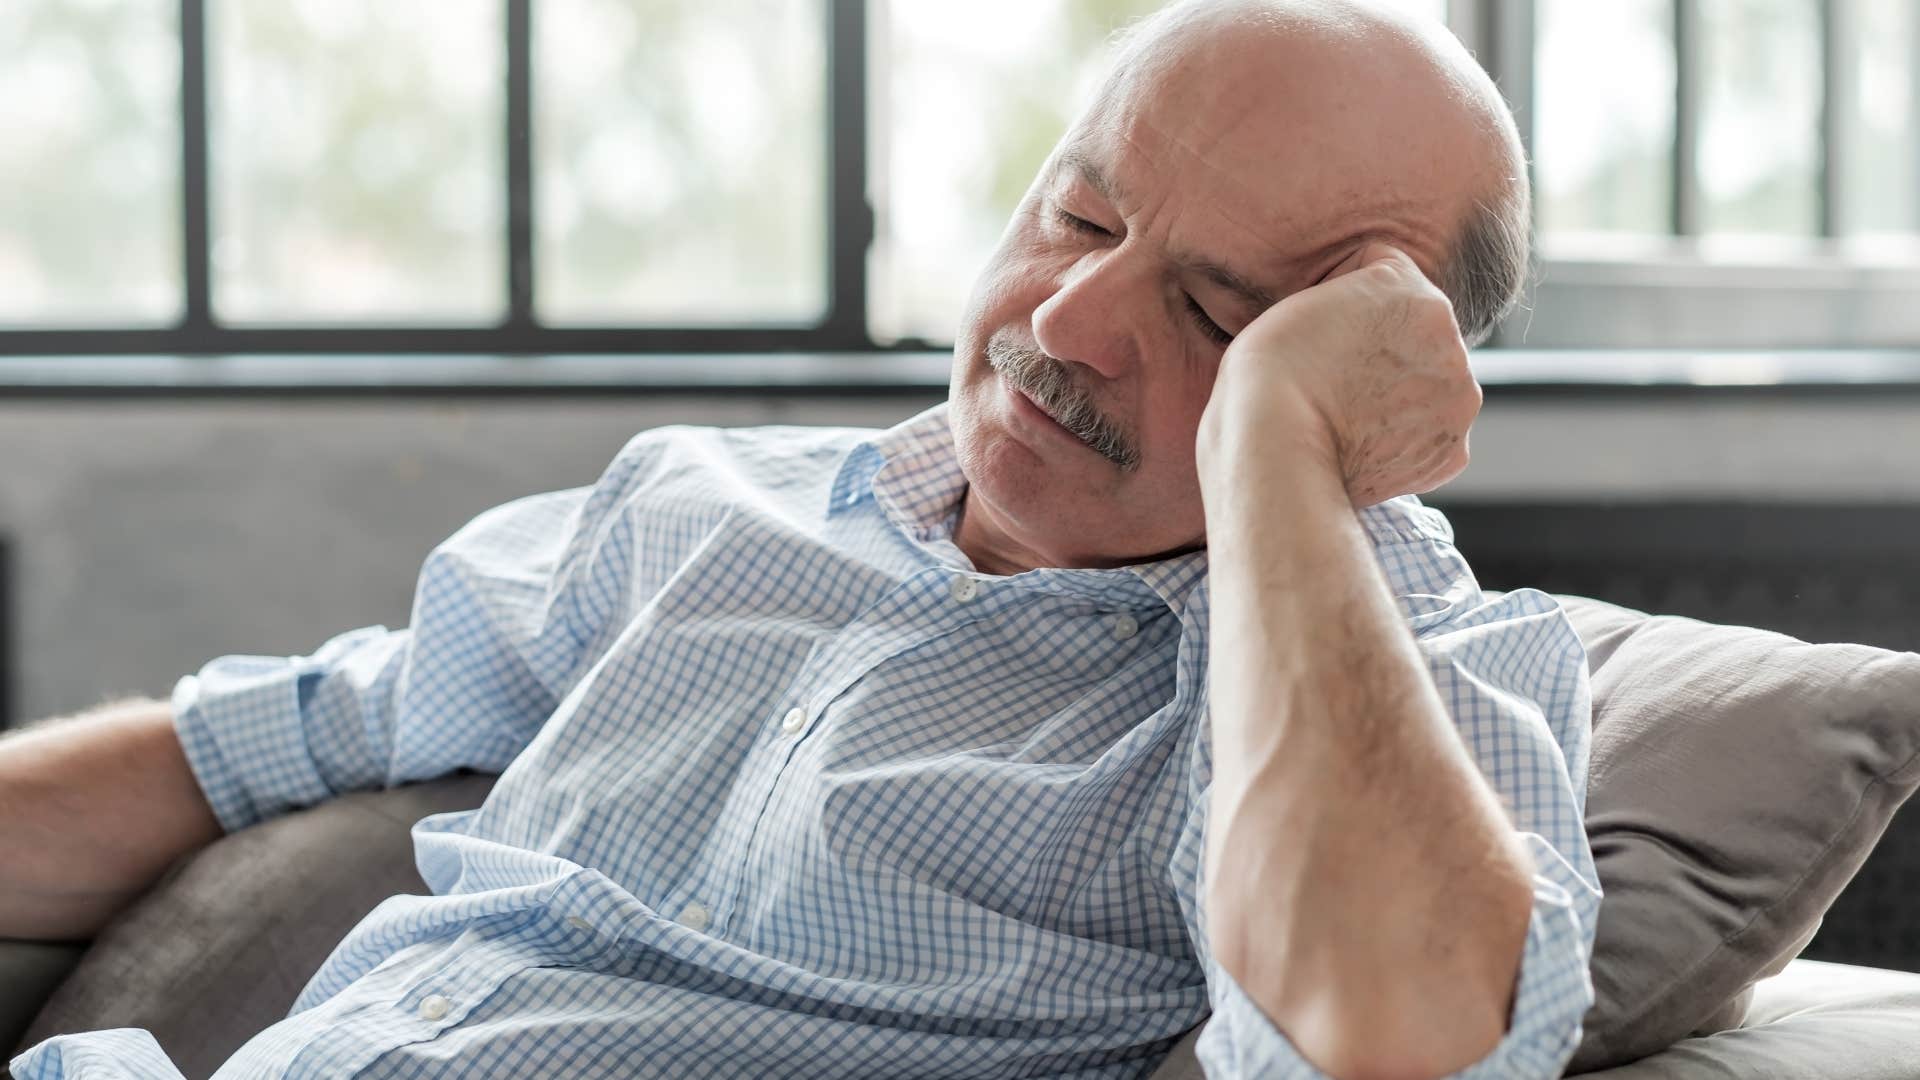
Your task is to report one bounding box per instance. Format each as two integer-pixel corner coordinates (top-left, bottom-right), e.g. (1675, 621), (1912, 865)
(985, 335), (1140, 471)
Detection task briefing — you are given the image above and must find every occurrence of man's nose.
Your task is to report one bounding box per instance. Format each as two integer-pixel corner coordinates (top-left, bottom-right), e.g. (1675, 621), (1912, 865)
(1030, 249), (1144, 382)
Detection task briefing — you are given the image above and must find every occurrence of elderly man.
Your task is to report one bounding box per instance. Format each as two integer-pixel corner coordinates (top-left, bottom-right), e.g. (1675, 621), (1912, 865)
(3, 1), (1595, 1077)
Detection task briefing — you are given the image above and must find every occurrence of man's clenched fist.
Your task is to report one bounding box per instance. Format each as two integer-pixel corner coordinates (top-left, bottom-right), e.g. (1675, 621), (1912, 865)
(1195, 243), (1482, 510)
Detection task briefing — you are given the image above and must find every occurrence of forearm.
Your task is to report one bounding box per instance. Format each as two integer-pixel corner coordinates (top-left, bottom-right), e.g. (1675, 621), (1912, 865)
(0, 699), (222, 940)
(1201, 457), (1533, 1079)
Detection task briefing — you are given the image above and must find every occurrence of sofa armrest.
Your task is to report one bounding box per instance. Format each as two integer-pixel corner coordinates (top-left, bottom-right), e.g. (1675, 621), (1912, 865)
(0, 939), (85, 1057)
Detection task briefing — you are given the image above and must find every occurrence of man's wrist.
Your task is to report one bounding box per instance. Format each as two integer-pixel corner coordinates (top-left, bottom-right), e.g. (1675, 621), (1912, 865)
(1198, 422), (1350, 535)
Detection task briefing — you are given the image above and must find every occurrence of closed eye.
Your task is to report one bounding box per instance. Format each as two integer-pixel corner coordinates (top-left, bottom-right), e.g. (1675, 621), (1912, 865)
(1051, 203), (1230, 347)
(1186, 296), (1233, 347)
(1053, 206), (1114, 238)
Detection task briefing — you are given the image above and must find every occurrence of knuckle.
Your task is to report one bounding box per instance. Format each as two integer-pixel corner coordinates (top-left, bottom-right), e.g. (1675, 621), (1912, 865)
(1409, 291), (1457, 333)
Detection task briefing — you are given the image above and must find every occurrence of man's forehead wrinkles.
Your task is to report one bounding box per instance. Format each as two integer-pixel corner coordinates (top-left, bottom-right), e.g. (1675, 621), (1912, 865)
(1119, 117), (1303, 306)
(1057, 124), (1433, 313)
(1055, 147), (1126, 205)
(1060, 134), (1283, 307)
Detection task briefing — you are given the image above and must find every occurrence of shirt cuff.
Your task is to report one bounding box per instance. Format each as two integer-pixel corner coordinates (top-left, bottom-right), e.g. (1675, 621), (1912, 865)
(10, 1029), (188, 1080)
(170, 627), (390, 833)
(1197, 859), (1595, 1079)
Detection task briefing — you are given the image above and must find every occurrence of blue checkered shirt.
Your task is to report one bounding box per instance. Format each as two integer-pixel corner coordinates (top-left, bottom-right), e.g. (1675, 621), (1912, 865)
(14, 404), (1598, 1080)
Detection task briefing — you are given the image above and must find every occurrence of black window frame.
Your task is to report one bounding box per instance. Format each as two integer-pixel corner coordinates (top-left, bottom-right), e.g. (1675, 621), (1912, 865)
(1482, 0), (1920, 350)
(3, 0), (1918, 359)
(0, 0), (881, 356)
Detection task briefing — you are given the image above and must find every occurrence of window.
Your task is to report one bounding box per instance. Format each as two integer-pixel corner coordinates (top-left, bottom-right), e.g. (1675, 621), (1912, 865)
(535, 0), (827, 324)
(1534, 0), (1676, 241)
(211, 0), (507, 323)
(2, 0), (1916, 356)
(1520, 0), (1920, 347)
(0, 0), (179, 326)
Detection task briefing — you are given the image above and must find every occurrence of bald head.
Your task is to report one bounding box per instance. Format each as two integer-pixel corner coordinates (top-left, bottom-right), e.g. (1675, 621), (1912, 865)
(1108, 0), (1531, 344)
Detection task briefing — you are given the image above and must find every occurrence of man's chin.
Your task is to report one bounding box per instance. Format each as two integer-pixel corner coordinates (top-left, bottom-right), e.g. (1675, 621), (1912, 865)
(974, 426), (1123, 532)
(961, 396), (1075, 485)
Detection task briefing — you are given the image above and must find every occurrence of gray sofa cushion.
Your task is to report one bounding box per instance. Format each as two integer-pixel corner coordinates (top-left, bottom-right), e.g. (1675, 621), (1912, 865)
(0, 941), (84, 1059)
(1561, 597), (1920, 1071)
(15, 774), (495, 1076)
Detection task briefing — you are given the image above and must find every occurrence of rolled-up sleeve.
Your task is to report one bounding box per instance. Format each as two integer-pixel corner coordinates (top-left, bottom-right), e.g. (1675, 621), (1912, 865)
(1195, 836), (1596, 1078)
(1177, 558), (1601, 1079)
(173, 431), (670, 833)
(10, 1028), (187, 1080)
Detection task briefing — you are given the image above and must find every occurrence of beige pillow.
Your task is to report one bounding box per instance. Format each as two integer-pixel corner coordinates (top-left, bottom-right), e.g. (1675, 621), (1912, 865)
(1563, 596), (1920, 1071)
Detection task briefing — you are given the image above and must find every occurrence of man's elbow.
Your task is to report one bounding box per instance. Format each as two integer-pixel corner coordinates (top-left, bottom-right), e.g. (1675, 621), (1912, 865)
(1215, 962), (1507, 1080)
(1213, 892), (1533, 1080)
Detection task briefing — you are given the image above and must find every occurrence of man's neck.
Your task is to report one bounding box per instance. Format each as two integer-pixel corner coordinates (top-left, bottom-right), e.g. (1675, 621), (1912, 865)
(952, 488), (1207, 574)
(951, 489), (1054, 576)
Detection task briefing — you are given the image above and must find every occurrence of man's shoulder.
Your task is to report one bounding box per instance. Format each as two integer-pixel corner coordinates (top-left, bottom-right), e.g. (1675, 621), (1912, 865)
(616, 421), (879, 463)
(600, 422), (881, 496)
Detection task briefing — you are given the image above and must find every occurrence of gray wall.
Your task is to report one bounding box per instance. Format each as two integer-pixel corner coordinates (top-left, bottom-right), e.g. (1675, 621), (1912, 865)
(2, 391), (1916, 725)
(0, 395), (935, 725)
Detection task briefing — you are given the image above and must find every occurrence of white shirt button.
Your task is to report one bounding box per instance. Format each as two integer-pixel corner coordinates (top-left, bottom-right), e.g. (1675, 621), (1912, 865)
(780, 707), (807, 735)
(949, 576), (980, 603)
(418, 994), (453, 1021)
(1110, 613), (1139, 641)
(564, 915), (593, 932)
(677, 901), (712, 932)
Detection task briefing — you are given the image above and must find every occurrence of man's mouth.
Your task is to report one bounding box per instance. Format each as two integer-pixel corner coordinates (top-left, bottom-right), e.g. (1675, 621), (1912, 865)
(982, 331), (1141, 471)
(1010, 381), (1076, 437)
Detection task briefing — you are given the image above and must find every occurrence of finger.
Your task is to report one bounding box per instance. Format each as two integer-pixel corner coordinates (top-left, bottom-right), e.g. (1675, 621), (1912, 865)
(1322, 240), (1404, 276)
(1320, 241), (1431, 291)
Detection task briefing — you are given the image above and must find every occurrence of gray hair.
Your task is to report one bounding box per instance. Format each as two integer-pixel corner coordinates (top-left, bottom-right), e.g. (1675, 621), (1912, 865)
(1442, 176), (1532, 348)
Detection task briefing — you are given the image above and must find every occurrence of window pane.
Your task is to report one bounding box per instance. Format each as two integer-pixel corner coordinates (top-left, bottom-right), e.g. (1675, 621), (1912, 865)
(1697, 0), (1821, 236)
(536, 0), (826, 325)
(870, 0), (1155, 345)
(1534, 0), (1675, 241)
(0, 0), (179, 326)
(1845, 0), (1919, 238)
(871, 0), (1449, 345)
(210, 0), (505, 323)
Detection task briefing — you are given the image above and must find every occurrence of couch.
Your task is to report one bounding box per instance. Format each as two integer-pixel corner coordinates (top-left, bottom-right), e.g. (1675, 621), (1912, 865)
(7, 593), (1920, 1077)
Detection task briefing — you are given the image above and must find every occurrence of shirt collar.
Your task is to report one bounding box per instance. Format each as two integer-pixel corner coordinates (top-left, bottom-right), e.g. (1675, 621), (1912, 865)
(827, 403), (969, 543)
(827, 403), (1210, 618)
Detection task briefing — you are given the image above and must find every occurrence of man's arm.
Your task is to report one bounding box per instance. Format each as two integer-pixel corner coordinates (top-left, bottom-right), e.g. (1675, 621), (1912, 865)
(2, 431), (665, 947)
(0, 700), (221, 940)
(1195, 245), (1537, 1078)
(1200, 471), (1535, 1077)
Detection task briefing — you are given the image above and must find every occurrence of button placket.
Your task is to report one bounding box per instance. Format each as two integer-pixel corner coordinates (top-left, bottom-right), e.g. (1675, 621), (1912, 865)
(718, 572), (976, 934)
